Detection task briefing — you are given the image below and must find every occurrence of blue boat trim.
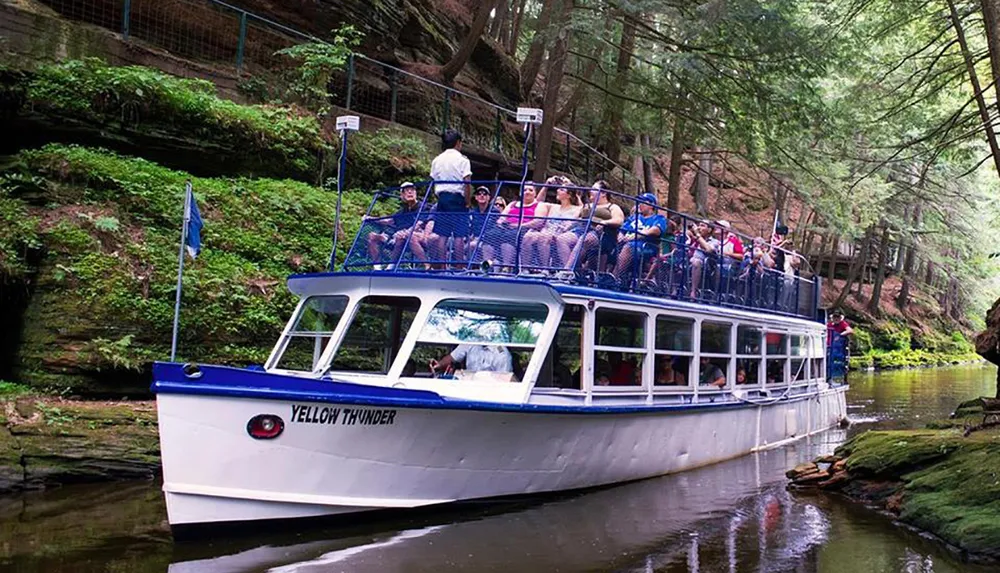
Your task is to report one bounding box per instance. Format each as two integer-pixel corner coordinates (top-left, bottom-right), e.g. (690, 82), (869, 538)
(152, 362), (840, 415)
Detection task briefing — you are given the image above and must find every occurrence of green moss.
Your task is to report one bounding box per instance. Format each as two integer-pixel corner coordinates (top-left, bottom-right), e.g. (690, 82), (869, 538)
(2, 144), (381, 391)
(7, 58), (328, 180)
(836, 429), (962, 477)
(0, 183), (41, 277)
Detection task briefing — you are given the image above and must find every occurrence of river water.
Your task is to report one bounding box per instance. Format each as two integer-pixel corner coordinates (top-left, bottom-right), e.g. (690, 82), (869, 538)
(1, 365), (997, 573)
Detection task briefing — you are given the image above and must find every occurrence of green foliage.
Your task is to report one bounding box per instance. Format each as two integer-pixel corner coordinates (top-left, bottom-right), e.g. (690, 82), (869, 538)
(274, 26), (362, 114)
(1, 144), (377, 388)
(35, 402), (77, 426)
(0, 381), (31, 396)
(850, 327), (872, 354)
(870, 321), (911, 352)
(13, 58), (327, 179)
(0, 183), (41, 277)
(346, 128), (433, 191)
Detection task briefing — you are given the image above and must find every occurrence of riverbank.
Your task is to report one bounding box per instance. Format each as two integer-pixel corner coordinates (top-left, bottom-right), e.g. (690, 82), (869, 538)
(789, 398), (1000, 563)
(0, 384), (158, 493)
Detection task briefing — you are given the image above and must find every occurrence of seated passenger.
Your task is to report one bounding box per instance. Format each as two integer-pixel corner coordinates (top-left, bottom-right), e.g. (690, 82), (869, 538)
(699, 357), (726, 388)
(469, 186), (501, 258)
(429, 344), (512, 375)
(365, 182), (427, 269)
(644, 216), (687, 290)
(736, 368), (747, 384)
(481, 183), (548, 271)
(688, 220), (721, 298)
(613, 193), (666, 282)
(607, 352), (635, 385)
(718, 220), (745, 268)
(656, 357), (676, 385)
(523, 177), (582, 270)
(579, 181), (625, 273)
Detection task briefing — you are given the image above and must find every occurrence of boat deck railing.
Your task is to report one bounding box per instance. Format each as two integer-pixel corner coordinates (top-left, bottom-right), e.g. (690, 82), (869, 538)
(342, 180), (821, 321)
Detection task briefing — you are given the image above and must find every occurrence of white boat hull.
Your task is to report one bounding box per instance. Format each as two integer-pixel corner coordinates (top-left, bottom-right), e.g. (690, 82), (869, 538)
(158, 387), (847, 527)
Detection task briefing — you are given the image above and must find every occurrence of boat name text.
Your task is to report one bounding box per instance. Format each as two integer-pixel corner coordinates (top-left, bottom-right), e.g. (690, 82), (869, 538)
(290, 404), (396, 426)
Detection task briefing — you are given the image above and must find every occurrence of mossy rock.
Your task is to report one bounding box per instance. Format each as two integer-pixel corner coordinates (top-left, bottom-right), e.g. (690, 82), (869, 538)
(0, 144), (422, 393)
(836, 430), (962, 477)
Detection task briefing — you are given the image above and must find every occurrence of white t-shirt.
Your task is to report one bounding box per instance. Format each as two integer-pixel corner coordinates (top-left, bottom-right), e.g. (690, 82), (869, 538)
(431, 148), (472, 196)
(449, 344), (512, 372)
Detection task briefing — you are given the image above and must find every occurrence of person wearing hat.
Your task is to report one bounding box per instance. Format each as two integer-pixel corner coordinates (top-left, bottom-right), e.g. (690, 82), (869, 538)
(613, 192), (666, 280)
(366, 182), (428, 269)
(468, 185), (500, 257)
(827, 309), (853, 346)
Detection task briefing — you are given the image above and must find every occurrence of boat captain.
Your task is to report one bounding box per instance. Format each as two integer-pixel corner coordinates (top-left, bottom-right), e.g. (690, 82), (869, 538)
(429, 344), (513, 375)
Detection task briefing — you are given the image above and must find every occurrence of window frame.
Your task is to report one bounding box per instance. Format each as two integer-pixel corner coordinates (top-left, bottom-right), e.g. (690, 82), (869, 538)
(735, 323), (765, 388)
(267, 294), (352, 374)
(592, 305), (649, 393)
(764, 330), (789, 387)
(328, 295), (423, 376)
(697, 319), (733, 392)
(653, 314), (696, 392)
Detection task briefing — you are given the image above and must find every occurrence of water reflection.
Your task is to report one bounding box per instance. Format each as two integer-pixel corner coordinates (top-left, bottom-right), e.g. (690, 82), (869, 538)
(0, 365), (997, 573)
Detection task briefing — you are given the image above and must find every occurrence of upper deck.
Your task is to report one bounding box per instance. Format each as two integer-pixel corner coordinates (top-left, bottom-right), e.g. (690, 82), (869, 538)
(340, 179), (821, 322)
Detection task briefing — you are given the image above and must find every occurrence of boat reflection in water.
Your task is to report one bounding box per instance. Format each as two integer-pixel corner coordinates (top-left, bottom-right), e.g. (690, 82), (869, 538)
(171, 430), (851, 573)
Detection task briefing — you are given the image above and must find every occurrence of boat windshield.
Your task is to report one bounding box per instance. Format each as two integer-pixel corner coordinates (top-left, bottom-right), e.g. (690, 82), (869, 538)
(272, 295), (348, 372)
(407, 299), (549, 382)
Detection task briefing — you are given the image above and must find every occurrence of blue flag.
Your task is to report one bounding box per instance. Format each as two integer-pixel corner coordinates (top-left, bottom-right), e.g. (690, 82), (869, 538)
(185, 186), (203, 259)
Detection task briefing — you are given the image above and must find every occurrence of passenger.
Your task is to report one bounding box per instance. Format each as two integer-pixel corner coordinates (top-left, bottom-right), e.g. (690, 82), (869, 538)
(643, 215), (687, 290)
(699, 357), (726, 387)
(481, 183), (547, 270)
(468, 186), (500, 258)
(827, 309), (853, 346)
(736, 367), (747, 384)
(688, 220), (721, 298)
(779, 252), (801, 311)
(607, 352), (635, 385)
(365, 182), (427, 269)
(551, 347), (574, 388)
(613, 193), (666, 281)
(579, 181), (625, 272)
(770, 224), (789, 273)
(656, 357), (676, 385)
(430, 129), (473, 267)
(718, 220), (745, 266)
(429, 344), (512, 375)
(523, 176), (582, 270)
(671, 357), (688, 384)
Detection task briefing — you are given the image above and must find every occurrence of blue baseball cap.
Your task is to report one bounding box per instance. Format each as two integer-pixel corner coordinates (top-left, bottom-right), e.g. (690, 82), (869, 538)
(638, 192), (658, 205)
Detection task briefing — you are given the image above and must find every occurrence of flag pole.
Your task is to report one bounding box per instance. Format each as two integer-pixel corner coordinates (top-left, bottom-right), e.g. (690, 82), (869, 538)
(329, 116), (360, 271)
(170, 181), (192, 362)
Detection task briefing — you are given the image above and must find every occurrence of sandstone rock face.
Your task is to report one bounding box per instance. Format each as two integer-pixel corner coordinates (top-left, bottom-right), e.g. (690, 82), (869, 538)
(974, 297), (1000, 397)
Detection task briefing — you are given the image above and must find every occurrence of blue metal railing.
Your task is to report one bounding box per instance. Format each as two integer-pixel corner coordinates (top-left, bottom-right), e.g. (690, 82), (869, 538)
(342, 180), (819, 321)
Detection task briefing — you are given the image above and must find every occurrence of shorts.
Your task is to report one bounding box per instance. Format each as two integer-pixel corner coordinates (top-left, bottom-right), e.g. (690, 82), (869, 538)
(433, 192), (470, 237)
(485, 225), (527, 247)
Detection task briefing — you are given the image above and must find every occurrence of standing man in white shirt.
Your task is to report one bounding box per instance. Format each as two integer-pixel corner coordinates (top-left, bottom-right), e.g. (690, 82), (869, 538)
(429, 344), (513, 374)
(429, 129), (473, 266)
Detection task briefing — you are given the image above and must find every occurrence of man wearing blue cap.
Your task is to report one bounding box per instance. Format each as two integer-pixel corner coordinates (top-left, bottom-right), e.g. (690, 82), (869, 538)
(614, 192), (667, 280)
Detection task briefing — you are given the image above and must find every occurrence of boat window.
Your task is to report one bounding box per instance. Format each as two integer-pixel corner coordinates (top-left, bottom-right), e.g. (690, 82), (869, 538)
(655, 316), (693, 351)
(330, 296), (421, 374)
(274, 295), (348, 371)
(812, 357), (824, 379)
(810, 335), (825, 357)
(736, 358), (760, 385)
(699, 357), (729, 387)
(790, 334), (807, 357)
(654, 315), (694, 389)
(596, 309), (645, 348)
(408, 299), (549, 382)
(766, 358), (786, 385)
(655, 355), (689, 387)
(737, 325), (762, 355)
(594, 308), (646, 388)
(766, 332), (787, 355)
(700, 321), (731, 354)
(791, 358), (806, 382)
(538, 304), (584, 389)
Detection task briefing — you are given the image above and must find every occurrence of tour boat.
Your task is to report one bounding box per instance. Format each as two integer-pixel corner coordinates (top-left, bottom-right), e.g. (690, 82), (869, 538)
(153, 180), (848, 533)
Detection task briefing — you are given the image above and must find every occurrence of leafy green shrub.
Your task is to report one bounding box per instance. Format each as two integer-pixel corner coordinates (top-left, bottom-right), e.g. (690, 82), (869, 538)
(851, 326), (872, 354)
(0, 183), (41, 277)
(347, 128), (433, 191)
(274, 26), (362, 114)
(871, 321), (911, 351)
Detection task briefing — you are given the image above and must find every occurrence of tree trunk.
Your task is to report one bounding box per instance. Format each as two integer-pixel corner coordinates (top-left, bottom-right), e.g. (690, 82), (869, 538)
(555, 17), (614, 125)
(826, 234), (840, 280)
(904, 203), (922, 274)
(867, 223), (891, 315)
(771, 175), (789, 229)
(835, 231), (871, 309)
(530, 0), (570, 180)
(948, 0), (1000, 178)
(666, 116), (685, 211)
(897, 276), (911, 312)
(925, 260), (935, 285)
(599, 13), (637, 163)
(641, 134), (656, 195)
(490, 0), (509, 40)
(853, 229), (873, 300)
(441, 0), (497, 83)
(692, 147), (712, 216)
(518, 0), (561, 99)
(507, 0), (527, 53)
(980, 0), (1000, 117)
